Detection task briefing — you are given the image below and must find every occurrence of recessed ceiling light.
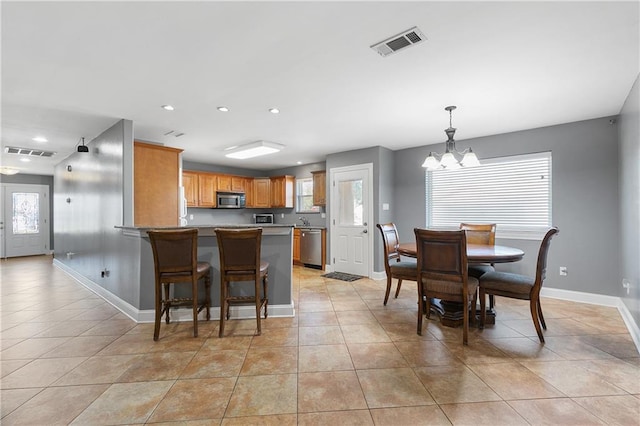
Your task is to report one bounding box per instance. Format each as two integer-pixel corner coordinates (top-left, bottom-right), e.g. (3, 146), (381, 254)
(32, 136), (48, 143)
(296, 161), (302, 165)
(20, 157), (31, 162)
(161, 105), (175, 111)
(217, 106), (229, 112)
(269, 108), (280, 114)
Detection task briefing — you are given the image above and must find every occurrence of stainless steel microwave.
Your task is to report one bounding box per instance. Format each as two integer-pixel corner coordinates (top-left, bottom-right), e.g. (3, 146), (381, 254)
(216, 192), (246, 209)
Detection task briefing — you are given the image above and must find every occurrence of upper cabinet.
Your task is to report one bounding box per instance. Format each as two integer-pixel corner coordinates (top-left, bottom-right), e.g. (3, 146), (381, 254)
(270, 175), (294, 208)
(182, 171), (295, 209)
(253, 178), (271, 208)
(134, 141), (183, 226)
(312, 170), (326, 206)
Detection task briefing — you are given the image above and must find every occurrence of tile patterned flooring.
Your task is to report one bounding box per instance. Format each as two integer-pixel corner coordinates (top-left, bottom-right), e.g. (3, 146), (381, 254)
(1, 255), (639, 425)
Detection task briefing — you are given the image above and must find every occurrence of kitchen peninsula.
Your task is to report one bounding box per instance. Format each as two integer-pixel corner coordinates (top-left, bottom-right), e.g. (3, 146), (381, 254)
(118, 224), (295, 321)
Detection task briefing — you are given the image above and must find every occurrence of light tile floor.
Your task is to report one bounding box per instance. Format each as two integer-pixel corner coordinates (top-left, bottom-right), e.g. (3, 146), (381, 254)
(1, 255), (639, 425)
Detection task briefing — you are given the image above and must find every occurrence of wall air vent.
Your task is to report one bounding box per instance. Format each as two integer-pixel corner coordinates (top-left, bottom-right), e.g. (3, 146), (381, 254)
(370, 26), (426, 57)
(5, 146), (56, 157)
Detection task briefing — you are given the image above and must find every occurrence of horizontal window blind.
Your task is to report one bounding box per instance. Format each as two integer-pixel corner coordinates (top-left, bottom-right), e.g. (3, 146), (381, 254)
(426, 152), (551, 235)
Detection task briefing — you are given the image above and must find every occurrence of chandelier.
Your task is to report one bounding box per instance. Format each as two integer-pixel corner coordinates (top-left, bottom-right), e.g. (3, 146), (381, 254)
(422, 106), (480, 170)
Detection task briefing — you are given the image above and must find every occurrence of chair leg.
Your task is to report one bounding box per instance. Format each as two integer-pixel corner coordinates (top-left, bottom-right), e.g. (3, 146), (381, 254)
(383, 275), (392, 305)
(479, 288), (486, 329)
(417, 288), (423, 336)
(205, 273), (211, 321)
(163, 283), (171, 324)
(489, 294), (495, 311)
(154, 280), (162, 341)
(395, 279), (403, 299)
(530, 297), (545, 343)
(263, 272), (269, 319)
(219, 281), (226, 338)
(192, 279), (199, 338)
(255, 279), (262, 336)
(462, 293), (469, 345)
(470, 290), (477, 326)
(425, 297), (431, 319)
(537, 299), (546, 330)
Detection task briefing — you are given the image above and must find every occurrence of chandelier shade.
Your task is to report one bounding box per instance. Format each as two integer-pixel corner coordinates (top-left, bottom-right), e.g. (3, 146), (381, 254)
(422, 106), (480, 170)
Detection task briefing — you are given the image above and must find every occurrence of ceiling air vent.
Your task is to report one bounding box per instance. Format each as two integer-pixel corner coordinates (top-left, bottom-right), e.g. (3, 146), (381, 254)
(5, 146), (56, 157)
(370, 26), (426, 57)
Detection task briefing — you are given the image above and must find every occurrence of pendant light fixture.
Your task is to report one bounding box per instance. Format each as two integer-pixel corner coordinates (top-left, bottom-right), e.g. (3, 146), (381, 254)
(422, 106), (480, 170)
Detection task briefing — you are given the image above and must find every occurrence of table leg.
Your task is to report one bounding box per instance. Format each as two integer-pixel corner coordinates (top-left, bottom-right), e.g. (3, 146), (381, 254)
(426, 299), (495, 327)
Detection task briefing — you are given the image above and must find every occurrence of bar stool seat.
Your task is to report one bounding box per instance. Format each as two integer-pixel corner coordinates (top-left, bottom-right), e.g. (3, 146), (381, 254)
(215, 228), (269, 337)
(147, 228), (211, 341)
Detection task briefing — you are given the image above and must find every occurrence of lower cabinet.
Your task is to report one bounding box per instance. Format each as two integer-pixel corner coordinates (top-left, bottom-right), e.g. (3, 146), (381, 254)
(293, 229), (301, 263)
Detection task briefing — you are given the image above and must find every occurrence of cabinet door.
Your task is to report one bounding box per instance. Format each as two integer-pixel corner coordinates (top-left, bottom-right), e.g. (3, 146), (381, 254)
(134, 141), (182, 226)
(217, 174), (232, 192)
(312, 170), (326, 206)
(198, 173), (217, 207)
(293, 229), (301, 263)
(253, 178), (271, 208)
(270, 175), (294, 208)
(182, 171), (198, 207)
(231, 176), (245, 192)
(244, 178), (255, 207)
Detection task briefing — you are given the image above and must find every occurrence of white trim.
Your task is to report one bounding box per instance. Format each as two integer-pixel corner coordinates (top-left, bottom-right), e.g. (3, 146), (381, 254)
(371, 270), (387, 281)
(54, 258), (295, 322)
(542, 286), (640, 354)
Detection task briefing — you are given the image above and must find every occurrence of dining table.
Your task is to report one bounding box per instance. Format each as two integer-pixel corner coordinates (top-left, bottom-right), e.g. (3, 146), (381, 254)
(397, 242), (525, 327)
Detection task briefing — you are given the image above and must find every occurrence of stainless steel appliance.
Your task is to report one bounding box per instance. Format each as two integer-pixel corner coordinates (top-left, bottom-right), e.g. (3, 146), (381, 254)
(300, 228), (322, 268)
(254, 213), (274, 224)
(216, 192), (246, 209)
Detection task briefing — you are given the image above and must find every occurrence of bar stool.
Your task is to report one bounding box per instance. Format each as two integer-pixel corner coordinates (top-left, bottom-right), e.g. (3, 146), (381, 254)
(215, 228), (268, 337)
(147, 228), (211, 341)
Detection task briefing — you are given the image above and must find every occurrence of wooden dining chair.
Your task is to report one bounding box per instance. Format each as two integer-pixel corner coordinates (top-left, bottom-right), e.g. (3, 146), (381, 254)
(215, 228), (269, 337)
(460, 223), (497, 310)
(479, 227), (559, 342)
(147, 228), (211, 341)
(377, 223), (417, 305)
(414, 228), (478, 345)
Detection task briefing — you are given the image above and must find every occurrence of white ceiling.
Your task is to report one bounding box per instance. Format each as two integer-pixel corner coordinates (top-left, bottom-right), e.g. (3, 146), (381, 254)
(2, 1), (638, 175)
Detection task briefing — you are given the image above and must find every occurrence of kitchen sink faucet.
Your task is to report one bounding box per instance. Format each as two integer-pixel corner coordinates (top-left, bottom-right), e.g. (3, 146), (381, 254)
(299, 217), (310, 226)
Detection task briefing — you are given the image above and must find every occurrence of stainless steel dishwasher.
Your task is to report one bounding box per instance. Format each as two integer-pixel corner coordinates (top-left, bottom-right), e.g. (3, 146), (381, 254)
(300, 228), (322, 268)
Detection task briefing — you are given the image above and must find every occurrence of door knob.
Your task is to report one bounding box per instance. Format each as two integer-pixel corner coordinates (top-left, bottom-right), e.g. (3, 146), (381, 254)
(363, 229), (367, 233)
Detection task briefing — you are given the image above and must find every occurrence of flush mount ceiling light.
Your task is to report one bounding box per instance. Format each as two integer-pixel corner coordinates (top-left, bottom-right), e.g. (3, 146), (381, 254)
(225, 140), (284, 159)
(217, 106), (229, 112)
(422, 106), (480, 170)
(0, 167), (20, 175)
(269, 108), (280, 114)
(32, 136), (48, 143)
(161, 105), (174, 111)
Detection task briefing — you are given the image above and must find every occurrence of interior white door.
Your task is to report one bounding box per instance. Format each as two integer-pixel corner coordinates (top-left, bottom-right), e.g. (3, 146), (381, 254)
(2, 184), (50, 258)
(330, 164), (373, 277)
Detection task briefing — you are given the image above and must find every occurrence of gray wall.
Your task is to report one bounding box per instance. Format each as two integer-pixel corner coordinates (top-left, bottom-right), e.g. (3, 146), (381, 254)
(325, 146), (395, 273)
(619, 74), (640, 327)
(54, 120), (142, 307)
(394, 116), (620, 298)
(1, 173), (54, 248)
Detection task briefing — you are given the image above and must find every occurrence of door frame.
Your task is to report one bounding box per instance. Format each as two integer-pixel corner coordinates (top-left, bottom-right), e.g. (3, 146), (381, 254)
(1, 183), (51, 258)
(329, 163), (374, 278)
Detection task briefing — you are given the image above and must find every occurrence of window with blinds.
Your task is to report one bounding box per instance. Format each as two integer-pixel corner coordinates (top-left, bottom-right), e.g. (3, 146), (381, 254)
(426, 152), (552, 239)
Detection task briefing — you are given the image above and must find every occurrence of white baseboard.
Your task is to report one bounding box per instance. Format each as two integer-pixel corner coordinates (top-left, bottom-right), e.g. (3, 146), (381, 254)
(371, 270), (386, 281)
(542, 286), (640, 355)
(54, 259), (295, 322)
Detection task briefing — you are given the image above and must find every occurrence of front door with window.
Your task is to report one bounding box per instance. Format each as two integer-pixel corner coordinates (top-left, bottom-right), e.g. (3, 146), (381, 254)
(330, 164), (373, 277)
(2, 184), (50, 258)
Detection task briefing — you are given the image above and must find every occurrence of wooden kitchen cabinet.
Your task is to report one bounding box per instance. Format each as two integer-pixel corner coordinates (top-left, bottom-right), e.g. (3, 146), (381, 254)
(134, 141), (183, 226)
(217, 174), (232, 192)
(198, 173), (217, 207)
(182, 171), (198, 207)
(244, 178), (255, 207)
(231, 176), (246, 192)
(293, 228), (301, 264)
(270, 175), (294, 208)
(312, 170), (326, 206)
(253, 178), (271, 208)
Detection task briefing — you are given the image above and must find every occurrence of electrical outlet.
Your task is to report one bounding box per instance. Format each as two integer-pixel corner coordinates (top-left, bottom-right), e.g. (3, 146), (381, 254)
(622, 279), (631, 295)
(321, 213), (326, 218)
(559, 266), (568, 276)
(281, 213), (284, 218)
